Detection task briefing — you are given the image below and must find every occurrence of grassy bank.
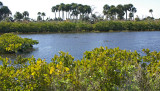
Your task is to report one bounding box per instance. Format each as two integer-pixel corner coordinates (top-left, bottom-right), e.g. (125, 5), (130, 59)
(0, 20), (160, 33)
(0, 47), (159, 90)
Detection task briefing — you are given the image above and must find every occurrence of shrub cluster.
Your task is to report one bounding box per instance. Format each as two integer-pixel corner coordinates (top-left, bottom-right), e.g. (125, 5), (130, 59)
(93, 20), (160, 31)
(0, 20), (160, 33)
(0, 33), (39, 53)
(0, 21), (93, 33)
(0, 47), (159, 90)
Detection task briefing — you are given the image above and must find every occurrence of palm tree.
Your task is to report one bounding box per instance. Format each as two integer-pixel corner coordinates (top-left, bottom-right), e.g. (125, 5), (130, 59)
(23, 11), (29, 21)
(124, 4), (130, 20)
(37, 16), (42, 21)
(80, 5), (86, 20)
(71, 3), (78, 19)
(23, 11), (29, 18)
(108, 5), (117, 20)
(56, 5), (60, 18)
(14, 12), (23, 21)
(72, 10), (79, 20)
(37, 12), (42, 21)
(0, 1), (3, 9)
(51, 6), (57, 19)
(41, 12), (46, 21)
(77, 4), (84, 20)
(83, 5), (91, 19)
(128, 4), (134, 20)
(0, 1), (3, 19)
(59, 3), (65, 20)
(103, 4), (110, 20)
(68, 4), (72, 19)
(128, 4), (133, 11)
(85, 5), (91, 16)
(64, 4), (68, 19)
(0, 6), (11, 20)
(116, 4), (125, 20)
(129, 12), (133, 20)
(149, 9), (153, 18)
(65, 4), (71, 19)
(0, 1), (11, 21)
(0, 1), (3, 7)
(131, 7), (137, 20)
(37, 12), (41, 16)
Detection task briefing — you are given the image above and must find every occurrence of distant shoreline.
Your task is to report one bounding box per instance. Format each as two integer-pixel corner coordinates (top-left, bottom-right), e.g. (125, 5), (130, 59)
(0, 20), (160, 33)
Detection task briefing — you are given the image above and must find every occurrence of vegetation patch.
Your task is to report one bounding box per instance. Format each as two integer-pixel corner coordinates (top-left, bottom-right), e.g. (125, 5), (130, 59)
(0, 47), (159, 90)
(0, 33), (39, 53)
(0, 21), (160, 33)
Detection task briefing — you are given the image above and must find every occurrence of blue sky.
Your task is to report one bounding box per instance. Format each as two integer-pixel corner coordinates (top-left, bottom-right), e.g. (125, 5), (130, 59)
(1, 0), (160, 19)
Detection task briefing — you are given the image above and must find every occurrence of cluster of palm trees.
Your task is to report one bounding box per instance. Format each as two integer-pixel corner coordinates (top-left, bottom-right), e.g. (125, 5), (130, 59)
(0, 1), (11, 21)
(0, 1), (156, 22)
(37, 12), (46, 21)
(14, 11), (29, 21)
(51, 3), (92, 20)
(103, 4), (137, 20)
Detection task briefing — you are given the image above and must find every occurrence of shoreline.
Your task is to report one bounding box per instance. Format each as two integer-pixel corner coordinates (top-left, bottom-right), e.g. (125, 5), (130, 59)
(0, 20), (160, 33)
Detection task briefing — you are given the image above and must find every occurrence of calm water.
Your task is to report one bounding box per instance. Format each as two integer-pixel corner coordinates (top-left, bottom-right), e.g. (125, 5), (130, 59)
(1, 31), (160, 62)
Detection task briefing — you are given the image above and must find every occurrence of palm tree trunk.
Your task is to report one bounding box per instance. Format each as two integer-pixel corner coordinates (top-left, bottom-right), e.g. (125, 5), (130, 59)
(66, 12), (67, 20)
(79, 14), (80, 20)
(151, 13), (153, 18)
(126, 11), (127, 20)
(55, 12), (56, 19)
(69, 11), (71, 19)
(68, 12), (69, 19)
(76, 16), (78, 20)
(59, 11), (60, 18)
(62, 11), (64, 20)
(133, 13), (134, 20)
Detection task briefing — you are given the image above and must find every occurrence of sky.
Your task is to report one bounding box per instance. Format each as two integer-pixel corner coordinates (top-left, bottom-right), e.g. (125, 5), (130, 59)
(1, 0), (160, 20)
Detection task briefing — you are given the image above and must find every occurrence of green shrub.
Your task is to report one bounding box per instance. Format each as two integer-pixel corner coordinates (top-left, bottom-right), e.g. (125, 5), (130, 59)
(76, 22), (93, 31)
(0, 47), (159, 90)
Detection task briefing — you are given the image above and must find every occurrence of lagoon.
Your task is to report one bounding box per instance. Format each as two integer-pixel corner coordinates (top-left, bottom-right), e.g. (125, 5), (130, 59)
(1, 31), (160, 62)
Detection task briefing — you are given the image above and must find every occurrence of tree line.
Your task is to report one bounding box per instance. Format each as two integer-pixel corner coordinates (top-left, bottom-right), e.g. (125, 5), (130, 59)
(51, 3), (92, 21)
(0, 1), (155, 22)
(103, 4), (137, 20)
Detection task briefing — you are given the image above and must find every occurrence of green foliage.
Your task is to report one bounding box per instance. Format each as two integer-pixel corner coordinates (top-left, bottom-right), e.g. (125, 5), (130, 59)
(0, 33), (38, 53)
(0, 5), (11, 21)
(0, 47), (159, 90)
(94, 20), (160, 31)
(93, 21), (124, 31)
(0, 21), (94, 33)
(14, 12), (23, 21)
(1, 20), (160, 33)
